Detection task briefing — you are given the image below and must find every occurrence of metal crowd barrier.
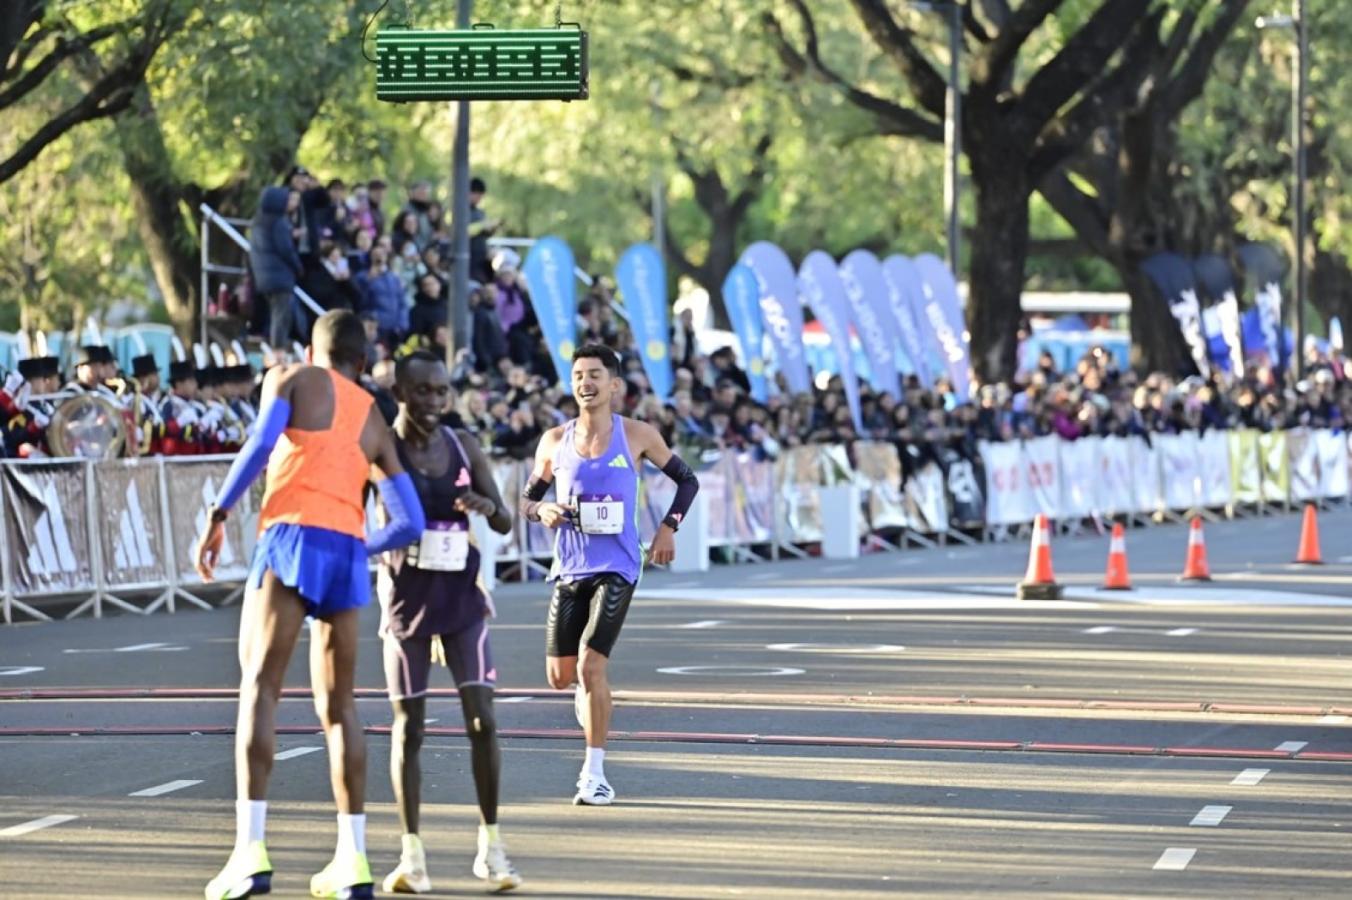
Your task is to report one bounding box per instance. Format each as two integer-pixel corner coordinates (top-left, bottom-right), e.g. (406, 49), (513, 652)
(4, 429), (1349, 623)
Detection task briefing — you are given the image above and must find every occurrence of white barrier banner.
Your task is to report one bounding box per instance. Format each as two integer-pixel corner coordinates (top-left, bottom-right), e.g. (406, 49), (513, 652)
(1129, 436), (1164, 514)
(1096, 436), (1135, 516)
(1288, 428), (1319, 502)
(1229, 431), (1262, 504)
(1318, 430), (1349, 499)
(1058, 437), (1099, 520)
(1197, 430), (1233, 508)
(854, 442), (912, 531)
(906, 463), (948, 533)
(1, 462), (95, 595)
(777, 446), (824, 543)
(1259, 432), (1290, 503)
(166, 458), (254, 585)
(1024, 436), (1061, 519)
(94, 461), (167, 589)
(979, 440), (1032, 526)
(1159, 433), (1201, 511)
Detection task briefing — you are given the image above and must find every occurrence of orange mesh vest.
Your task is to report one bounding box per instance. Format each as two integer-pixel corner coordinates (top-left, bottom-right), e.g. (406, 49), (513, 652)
(258, 369), (374, 539)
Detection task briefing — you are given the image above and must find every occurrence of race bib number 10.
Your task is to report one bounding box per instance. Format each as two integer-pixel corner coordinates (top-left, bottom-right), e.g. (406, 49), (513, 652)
(416, 521), (469, 571)
(578, 494), (624, 535)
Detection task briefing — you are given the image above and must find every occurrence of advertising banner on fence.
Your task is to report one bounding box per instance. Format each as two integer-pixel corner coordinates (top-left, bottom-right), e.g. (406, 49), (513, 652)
(1, 462), (94, 595)
(721, 264), (770, 403)
(615, 243), (674, 398)
(1319, 431), (1349, 499)
(881, 255), (932, 385)
(522, 235), (579, 386)
(741, 241), (811, 395)
(1197, 430), (1232, 508)
(913, 253), (971, 400)
(798, 250), (863, 431)
(94, 461), (166, 589)
(1229, 430), (1262, 504)
(165, 459), (253, 584)
(839, 250), (901, 399)
(854, 441), (910, 531)
(1259, 431), (1290, 503)
(1158, 433), (1201, 511)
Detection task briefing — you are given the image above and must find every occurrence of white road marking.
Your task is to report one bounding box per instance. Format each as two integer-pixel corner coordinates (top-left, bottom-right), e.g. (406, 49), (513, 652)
(0, 666), (43, 676)
(1083, 626), (1117, 635)
(677, 620), (727, 629)
(640, 587), (1093, 611)
(0, 815), (79, 838)
(1318, 715), (1348, 725)
(1165, 628), (1198, 637)
(128, 779), (201, 797)
(497, 697), (536, 703)
(746, 572), (779, 582)
(1275, 741), (1308, 753)
(657, 665), (805, 677)
(424, 718), (438, 724)
(1189, 805), (1232, 827)
(274, 746), (323, 761)
(1153, 848), (1196, 871)
(1067, 585), (1352, 607)
(64, 642), (187, 654)
(1232, 768), (1270, 786)
(766, 642), (905, 654)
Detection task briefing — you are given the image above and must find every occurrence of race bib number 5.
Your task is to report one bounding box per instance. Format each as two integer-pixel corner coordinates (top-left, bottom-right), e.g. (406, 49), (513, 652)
(578, 494), (624, 535)
(415, 521), (468, 571)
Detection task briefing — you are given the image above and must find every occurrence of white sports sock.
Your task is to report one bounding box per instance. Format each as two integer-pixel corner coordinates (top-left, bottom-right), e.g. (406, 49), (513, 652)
(336, 813), (366, 856)
(479, 823), (501, 846)
(235, 800), (266, 850)
(583, 747), (606, 778)
(401, 833), (424, 859)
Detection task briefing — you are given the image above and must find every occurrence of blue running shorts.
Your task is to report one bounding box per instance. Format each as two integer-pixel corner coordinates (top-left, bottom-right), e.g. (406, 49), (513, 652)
(249, 523), (370, 619)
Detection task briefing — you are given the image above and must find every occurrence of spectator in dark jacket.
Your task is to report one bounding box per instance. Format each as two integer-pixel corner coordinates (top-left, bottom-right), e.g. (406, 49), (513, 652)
(471, 283), (507, 372)
(356, 246), (408, 341)
(249, 186), (305, 346)
(409, 272), (448, 339)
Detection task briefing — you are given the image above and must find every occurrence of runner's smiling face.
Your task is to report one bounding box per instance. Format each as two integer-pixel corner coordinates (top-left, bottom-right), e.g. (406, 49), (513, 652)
(571, 357), (615, 411)
(398, 357), (452, 432)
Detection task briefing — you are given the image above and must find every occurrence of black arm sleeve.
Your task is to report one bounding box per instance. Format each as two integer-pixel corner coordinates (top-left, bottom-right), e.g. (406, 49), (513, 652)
(661, 454), (700, 527)
(520, 474), (553, 522)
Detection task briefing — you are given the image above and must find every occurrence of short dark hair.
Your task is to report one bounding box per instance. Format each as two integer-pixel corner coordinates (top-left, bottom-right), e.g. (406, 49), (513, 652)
(368, 178), (387, 190)
(327, 178), (346, 190)
(470, 176), (486, 193)
(312, 310), (368, 369)
(572, 343), (621, 377)
(395, 349), (446, 386)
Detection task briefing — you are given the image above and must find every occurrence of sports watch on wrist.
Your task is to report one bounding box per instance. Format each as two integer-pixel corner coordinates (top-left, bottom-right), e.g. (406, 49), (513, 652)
(209, 506), (229, 524)
(662, 514), (681, 532)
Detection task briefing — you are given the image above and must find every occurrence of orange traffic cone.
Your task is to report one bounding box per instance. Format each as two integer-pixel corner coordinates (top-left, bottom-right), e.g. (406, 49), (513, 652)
(1295, 502), (1324, 565)
(1179, 516), (1211, 582)
(1018, 514), (1063, 600)
(1102, 523), (1133, 590)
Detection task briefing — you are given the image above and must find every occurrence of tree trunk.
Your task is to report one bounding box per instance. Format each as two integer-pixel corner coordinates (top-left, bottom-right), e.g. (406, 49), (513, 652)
(111, 79), (198, 339)
(966, 156), (1030, 383)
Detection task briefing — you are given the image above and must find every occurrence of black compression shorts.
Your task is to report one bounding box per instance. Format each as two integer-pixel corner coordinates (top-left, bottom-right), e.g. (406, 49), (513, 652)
(545, 573), (635, 658)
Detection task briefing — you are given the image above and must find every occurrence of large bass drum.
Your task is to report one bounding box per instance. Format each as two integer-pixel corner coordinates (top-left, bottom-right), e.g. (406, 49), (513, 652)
(46, 394), (128, 459)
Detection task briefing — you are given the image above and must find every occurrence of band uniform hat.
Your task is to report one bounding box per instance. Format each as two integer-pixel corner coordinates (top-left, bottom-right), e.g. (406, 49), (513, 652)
(132, 354), (159, 378)
(168, 360), (197, 384)
(77, 344), (116, 366)
(18, 356), (58, 380)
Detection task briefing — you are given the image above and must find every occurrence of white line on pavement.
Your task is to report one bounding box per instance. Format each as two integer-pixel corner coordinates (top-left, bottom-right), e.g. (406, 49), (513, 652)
(1165, 628), (1198, 637)
(274, 746), (323, 761)
(1083, 626), (1117, 634)
(746, 572), (779, 582)
(1232, 768), (1270, 786)
(678, 620), (727, 629)
(1318, 715), (1348, 725)
(1189, 806), (1232, 827)
(498, 697), (536, 703)
(129, 779), (202, 798)
(0, 815), (79, 838)
(1275, 741), (1308, 753)
(1153, 848), (1196, 871)
(424, 718), (438, 724)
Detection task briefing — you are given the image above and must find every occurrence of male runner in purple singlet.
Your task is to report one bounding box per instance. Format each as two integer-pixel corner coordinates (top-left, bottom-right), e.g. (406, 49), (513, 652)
(520, 344), (700, 805)
(377, 351), (522, 893)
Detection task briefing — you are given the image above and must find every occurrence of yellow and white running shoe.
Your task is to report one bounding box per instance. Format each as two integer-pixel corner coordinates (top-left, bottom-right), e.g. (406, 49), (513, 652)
(383, 833), (432, 894)
(473, 836), (523, 892)
(309, 850), (374, 899)
(205, 840), (272, 899)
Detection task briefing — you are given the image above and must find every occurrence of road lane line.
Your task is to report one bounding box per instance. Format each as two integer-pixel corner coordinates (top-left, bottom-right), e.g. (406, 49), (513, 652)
(1318, 715), (1348, 724)
(1165, 628), (1198, 637)
(129, 779), (202, 797)
(747, 572), (778, 582)
(1153, 848), (1196, 871)
(497, 697), (536, 703)
(424, 718), (438, 724)
(1232, 768), (1269, 786)
(1083, 626), (1116, 634)
(678, 620), (727, 629)
(0, 815), (79, 838)
(1189, 805), (1232, 827)
(274, 746), (323, 761)
(1275, 741), (1308, 753)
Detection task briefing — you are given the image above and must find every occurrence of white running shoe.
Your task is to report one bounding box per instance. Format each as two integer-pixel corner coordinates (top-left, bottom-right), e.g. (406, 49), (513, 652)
(574, 682), (586, 729)
(472, 838), (523, 892)
(573, 773), (615, 806)
(382, 835), (431, 894)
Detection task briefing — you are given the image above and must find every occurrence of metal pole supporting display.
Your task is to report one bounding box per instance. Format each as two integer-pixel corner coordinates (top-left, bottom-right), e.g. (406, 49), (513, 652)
(448, 0), (473, 366)
(1293, 0), (1308, 379)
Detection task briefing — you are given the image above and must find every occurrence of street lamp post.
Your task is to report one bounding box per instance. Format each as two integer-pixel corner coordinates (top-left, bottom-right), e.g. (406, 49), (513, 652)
(448, 0), (473, 366)
(914, 1), (962, 280)
(1257, 1), (1309, 379)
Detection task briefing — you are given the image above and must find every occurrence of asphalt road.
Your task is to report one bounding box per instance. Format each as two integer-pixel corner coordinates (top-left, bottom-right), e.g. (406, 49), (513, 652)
(3, 507), (1352, 897)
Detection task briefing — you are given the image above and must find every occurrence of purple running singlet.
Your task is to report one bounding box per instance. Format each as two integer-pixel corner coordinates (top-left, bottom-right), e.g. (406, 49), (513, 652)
(550, 415), (642, 584)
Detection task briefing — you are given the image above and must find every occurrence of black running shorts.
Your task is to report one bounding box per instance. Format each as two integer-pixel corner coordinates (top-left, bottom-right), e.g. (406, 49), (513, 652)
(545, 573), (635, 658)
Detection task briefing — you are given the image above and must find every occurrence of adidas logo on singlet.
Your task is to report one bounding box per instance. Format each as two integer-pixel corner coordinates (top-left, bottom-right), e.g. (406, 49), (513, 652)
(607, 456), (629, 469)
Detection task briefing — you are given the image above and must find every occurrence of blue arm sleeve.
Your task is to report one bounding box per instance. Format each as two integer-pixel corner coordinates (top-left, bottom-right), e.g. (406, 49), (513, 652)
(366, 472), (426, 556)
(213, 397), (291, 512)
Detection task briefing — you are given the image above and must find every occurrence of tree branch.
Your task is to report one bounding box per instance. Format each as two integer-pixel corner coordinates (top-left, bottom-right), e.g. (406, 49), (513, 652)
(729, 134), (773, 219)
(1159, 0), (1255, 119)
(0, 72), (137, 184)
(1037, 170), (1112, 257)
(974, 0), (1061, 89)
(0, 20), (125, 110)
(764, 5), (942, 142)
(0, 0), (43, 79)
(845, 0), (948, 117)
